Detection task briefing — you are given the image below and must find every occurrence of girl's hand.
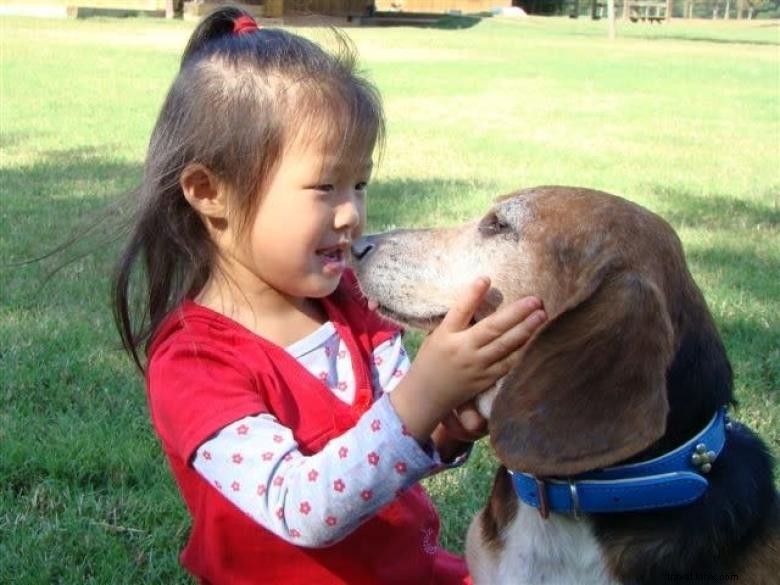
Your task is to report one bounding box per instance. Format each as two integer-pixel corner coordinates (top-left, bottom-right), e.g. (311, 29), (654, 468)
(432, 399), (488, 462)
(389, 276), (546, 443)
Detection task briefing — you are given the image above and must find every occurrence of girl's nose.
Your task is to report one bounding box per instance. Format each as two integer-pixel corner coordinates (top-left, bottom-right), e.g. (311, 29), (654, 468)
(335, 196), (362, 231)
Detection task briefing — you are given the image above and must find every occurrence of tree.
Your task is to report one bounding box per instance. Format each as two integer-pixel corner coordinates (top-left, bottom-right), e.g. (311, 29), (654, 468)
(608, 0), (616, 38)
(166, 0), (183, 19)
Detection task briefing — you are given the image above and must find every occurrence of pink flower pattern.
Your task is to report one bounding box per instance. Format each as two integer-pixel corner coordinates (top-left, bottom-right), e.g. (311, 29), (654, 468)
(192, 331), (430, 545)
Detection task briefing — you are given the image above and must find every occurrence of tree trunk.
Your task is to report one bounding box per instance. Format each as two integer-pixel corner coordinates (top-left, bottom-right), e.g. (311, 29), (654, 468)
(712, 4), (718, 17)
(165, 0), (182, 19)
(724, 0), (730, 18)
(666, 0), (672, 19)
(608, 0), (616, 38)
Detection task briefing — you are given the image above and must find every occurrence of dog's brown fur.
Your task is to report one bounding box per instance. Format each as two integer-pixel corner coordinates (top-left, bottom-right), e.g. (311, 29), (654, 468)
(354, 186), (779, 584)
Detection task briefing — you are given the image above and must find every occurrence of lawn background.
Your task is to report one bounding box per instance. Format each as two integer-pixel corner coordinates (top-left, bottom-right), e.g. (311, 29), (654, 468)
(1, 14), (778, 583)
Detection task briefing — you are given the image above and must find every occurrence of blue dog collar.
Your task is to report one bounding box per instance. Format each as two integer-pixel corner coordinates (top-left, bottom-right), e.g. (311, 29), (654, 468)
(510, 407), (730, 518)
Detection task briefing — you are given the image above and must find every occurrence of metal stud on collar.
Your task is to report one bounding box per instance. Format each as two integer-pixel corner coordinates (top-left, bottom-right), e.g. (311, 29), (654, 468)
(691, 442), (718, 473)
(724, 412), (735, 432)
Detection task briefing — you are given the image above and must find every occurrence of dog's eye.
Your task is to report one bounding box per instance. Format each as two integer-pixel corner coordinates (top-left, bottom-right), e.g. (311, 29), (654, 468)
(478, 213), (511, 237)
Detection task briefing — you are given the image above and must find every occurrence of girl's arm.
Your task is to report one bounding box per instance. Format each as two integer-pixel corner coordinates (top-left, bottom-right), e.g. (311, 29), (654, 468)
(192, 393), (437, 548)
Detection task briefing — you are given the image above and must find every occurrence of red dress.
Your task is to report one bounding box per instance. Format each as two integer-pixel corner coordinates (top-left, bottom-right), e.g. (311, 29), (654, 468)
(146, 273), (469, 584)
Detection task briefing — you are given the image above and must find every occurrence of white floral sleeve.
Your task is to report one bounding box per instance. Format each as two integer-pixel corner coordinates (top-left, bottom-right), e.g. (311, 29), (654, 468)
(192, 333), (443, 548)
(193, 396), (438, 548)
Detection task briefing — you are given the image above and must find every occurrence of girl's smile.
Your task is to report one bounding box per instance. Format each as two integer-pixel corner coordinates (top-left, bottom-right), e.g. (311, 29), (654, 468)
(316, 242), (350, 276)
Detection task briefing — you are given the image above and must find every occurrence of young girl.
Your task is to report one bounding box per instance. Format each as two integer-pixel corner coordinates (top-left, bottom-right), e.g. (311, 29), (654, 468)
(114, 7), (546, 584)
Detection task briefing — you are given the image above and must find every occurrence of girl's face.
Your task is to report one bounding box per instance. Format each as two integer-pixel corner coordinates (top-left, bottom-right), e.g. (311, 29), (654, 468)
(226, 134), (372, 303)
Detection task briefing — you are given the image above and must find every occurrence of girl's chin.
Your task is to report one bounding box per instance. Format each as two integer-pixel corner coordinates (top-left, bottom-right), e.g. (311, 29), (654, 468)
(303, 271), (344, 298)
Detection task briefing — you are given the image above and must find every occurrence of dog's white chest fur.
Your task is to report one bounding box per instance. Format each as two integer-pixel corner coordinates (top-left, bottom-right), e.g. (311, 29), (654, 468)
(466, 502), (620, 585)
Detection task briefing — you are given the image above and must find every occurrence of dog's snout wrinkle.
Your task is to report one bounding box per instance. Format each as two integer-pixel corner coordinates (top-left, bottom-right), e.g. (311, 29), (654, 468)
(352, 236), (376, 261)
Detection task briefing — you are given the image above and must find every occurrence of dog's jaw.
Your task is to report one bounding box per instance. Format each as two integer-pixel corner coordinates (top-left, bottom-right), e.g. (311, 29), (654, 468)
(370, 302), (446, 332)
(476, 382), (501, 419)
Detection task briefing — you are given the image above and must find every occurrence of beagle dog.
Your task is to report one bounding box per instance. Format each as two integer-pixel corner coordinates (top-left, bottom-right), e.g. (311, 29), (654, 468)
(352, 186), (779, 585)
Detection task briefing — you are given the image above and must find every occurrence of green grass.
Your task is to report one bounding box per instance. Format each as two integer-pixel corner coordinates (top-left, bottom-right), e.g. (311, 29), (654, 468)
(1, 14), (778, 582)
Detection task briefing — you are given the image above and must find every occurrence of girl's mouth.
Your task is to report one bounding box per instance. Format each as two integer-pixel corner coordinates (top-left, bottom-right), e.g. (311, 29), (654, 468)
(317, 246), (348, 273)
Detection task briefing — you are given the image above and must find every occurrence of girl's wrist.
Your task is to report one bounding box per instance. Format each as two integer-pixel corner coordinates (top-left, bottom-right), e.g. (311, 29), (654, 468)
(388, 372), (449, 443)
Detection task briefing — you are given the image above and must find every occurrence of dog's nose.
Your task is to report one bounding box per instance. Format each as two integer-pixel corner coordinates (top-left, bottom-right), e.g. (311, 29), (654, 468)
(352, 235), (376, 261)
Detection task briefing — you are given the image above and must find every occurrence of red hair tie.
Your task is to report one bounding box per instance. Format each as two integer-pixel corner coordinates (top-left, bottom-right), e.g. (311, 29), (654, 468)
(233, 15), (259, 36)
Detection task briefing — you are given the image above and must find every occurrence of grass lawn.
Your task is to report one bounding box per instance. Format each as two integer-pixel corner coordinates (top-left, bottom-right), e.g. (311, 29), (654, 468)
(1, 13), (778, 583)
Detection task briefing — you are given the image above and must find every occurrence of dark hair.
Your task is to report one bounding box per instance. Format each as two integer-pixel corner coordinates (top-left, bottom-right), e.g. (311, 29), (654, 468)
(113, 6), (385, 371)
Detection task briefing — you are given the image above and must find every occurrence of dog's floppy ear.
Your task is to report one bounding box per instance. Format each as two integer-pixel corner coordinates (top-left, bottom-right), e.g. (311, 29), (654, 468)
(489, 264), (675, 477)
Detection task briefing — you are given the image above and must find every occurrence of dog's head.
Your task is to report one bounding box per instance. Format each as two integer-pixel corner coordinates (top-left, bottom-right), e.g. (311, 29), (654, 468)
(353, 186), (733, 477)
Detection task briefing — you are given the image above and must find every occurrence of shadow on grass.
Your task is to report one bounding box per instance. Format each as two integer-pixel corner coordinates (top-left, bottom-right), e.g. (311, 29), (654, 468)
(639, 34), (780, 47)
(562, 25), (779, 46)
(1, 146), (141, 257)
(367, 176), (497, 230)
(431, 15), (483, 29)
(650, 184), (779, 231)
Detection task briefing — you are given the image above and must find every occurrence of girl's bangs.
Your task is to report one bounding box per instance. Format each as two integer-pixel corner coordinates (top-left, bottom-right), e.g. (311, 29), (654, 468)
(292, 81), (384, 167)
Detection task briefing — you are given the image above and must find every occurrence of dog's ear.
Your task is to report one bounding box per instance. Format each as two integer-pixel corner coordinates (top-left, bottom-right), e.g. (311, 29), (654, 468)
(489, 265), (675, 477)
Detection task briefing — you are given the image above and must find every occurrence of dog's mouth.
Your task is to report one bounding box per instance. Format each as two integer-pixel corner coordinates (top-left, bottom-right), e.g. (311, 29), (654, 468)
(369, 300), (484, 331)
(368, 301), (447, 332)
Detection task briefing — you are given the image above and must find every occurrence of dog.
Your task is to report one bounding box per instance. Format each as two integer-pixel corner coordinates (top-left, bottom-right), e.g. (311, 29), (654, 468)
(351, 186), (779, 585)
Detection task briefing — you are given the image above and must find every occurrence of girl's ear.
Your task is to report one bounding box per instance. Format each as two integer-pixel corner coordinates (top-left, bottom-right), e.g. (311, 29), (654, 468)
(488, 263), (675, 477)
(180, 164), (228, 220)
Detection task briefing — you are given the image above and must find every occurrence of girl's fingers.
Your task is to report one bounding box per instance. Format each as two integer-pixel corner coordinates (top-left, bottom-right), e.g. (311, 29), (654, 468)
(441, 402), (487, 442)
(479, 308), (547, 363)
(469, 296), (543, 348)
(454, 401), (488, 436)
(439, 276), (492, 332)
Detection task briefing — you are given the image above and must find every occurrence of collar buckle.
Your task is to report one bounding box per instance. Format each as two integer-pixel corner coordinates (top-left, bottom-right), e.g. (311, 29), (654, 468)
(535, 477), (550, 519)
(569, 480), (581, 520)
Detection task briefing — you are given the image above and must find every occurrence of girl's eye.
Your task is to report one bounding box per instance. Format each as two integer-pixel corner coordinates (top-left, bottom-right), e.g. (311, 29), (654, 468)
(314, 184), (334, 193)
(355, 181), (368, 191)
